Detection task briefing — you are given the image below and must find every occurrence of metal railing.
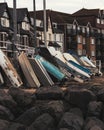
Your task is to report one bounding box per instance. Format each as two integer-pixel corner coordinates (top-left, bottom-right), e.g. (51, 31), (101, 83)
(0, 41), (35, 56)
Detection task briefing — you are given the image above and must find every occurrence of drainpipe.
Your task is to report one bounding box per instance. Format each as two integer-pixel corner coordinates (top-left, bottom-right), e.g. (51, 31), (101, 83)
(43, 0), (47, 47)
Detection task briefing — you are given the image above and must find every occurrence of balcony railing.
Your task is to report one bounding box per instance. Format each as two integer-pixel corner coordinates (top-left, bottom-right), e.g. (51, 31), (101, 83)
(0, 41), (35, 56)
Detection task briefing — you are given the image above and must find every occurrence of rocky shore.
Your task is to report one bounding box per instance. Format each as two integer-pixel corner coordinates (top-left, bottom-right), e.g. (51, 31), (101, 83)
(0, 76), (104, 130)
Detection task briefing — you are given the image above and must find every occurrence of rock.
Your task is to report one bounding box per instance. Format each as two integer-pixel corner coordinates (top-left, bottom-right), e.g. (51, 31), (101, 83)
(15, 106), (41, 126)
(0, 119), (10, 130)
(35, 86), (64, 100)
(0, 90), (17, 112)
(58, 112), (84, 130)
(8, 122), (27, 130)
(87, 101), (103, 118)
(8, 87), (34, 108)
(84, 117), (104, 130)
(69, 107), (83, 118)
(0, 105), (14, 121)
(59, 128), (70, 130)
(97, 88), (104, 102)
(28, 113), (55, 130)
(46, 100), (65, 123)
(64, 88), (96, 111)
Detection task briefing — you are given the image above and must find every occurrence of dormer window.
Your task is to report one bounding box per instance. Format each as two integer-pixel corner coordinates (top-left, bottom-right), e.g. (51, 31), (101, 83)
(97, 18), (100, 24)
(22, 22), (30, 30)
(1, 18), (9, 27)
(53, 23), (57, 28)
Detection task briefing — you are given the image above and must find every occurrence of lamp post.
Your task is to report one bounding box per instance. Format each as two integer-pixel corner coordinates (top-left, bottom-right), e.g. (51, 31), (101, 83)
(13, 0), (17, 57)
(33, 0), (37, 53)
(43, 0), (47, 47)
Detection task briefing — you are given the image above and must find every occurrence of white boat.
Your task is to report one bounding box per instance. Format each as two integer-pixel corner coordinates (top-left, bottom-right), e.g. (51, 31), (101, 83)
(29, 58), (54, 86)
(18, 52), (40, 88)
(56, 51), (90, 78)
(80, 56), (96, 68)
(0, 49), (23, 87)
(63, 53), (80, 64)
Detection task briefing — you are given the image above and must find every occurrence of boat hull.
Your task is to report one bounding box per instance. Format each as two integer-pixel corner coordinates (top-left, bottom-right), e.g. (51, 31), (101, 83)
(18, 52), (40, 88)
(35, 55), (65, 81)
(0, 49), (23, 87)
(29, 58), (54, 86)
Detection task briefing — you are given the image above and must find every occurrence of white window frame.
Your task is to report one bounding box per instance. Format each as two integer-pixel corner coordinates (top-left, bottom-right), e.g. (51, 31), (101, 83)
(97, 18), (100, 24)
(91, 51), (95, 56)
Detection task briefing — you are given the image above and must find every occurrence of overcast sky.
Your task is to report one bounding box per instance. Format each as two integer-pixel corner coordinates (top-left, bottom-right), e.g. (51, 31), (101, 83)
(0, 0), (104, 14)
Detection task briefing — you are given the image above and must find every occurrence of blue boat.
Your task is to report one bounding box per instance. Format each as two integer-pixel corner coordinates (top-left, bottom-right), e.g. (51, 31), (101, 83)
(35, 55), (66, 81)
(68, 60), (91, 75)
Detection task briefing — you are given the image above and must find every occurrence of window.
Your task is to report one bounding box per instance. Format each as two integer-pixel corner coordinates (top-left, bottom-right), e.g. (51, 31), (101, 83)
(49, 34), (51, 41)
(97, 18), (100, 24)
(82, 27), (85, 33)
(1, 18), (9, 27)
(83, 49), (86, 55)
(86, 27), (89, 33)
(83, 37), (86, 44)
(0, 33), (7, 47)
(101, 19), (104, 24)
(73, 25), (76, 29)
(40, 21), (43, 27)
(102, 29), (104, 34)
(77, 35), (81, 43)
(91, 51), (95, 56)
(78, 49), (82, 55)
(91, 38), (95, 44)
(53, 23), (57, 28)
(22, 22), (30, 30)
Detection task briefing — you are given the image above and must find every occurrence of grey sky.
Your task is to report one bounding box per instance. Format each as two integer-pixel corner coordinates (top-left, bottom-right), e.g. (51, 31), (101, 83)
(0, 0), (104, 14)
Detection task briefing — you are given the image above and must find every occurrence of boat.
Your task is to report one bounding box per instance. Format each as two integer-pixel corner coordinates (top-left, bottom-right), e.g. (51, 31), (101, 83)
(0, 72), (4, 85)
(18, 52), (40, 88)
(48, 48), (84, 83)
(63, 52), (80, 64)
(29, 58), (54, 86)
(64, 53), (91, 75)
(0, 49), (23, 87)
(80, 56), (96, 68)
(35, 55), (66, 81)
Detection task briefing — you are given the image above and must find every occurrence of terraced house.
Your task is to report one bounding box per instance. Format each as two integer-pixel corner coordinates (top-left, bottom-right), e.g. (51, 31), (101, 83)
(0, 2), (104, 68)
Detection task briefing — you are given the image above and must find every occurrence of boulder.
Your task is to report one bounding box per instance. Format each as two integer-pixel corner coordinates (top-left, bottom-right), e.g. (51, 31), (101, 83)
(8, 122), (27, 130)
(58, 112), (84, 130)
(28, 113), (55, 130)
(87, 101), (103, 118)
(64, 88), (96, 111)
(35, 86), (64, 100)
(84, 117), (104, 130)
(0, 105), (14, 121)
(97, 88), (104, 102)
(8, 87), (35, 108)
(0, 119), (10, 130)
(0, 90), (17, 112)
(15, 106), (41, 126)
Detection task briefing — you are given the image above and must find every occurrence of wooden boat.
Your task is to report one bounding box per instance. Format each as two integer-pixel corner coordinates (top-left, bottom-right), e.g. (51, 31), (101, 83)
(0, 72), (4, 85)
(35, 55), (66, 81)
(0, 49), (23, 87)
(29, 58), (54, 86)
(18, 52), (40, 88)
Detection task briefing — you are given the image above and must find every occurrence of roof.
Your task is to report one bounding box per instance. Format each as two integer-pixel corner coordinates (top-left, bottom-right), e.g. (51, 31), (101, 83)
(72, 8), (100, 17)
(9, 8), (31, 23)
(0, 3), (8, 17)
